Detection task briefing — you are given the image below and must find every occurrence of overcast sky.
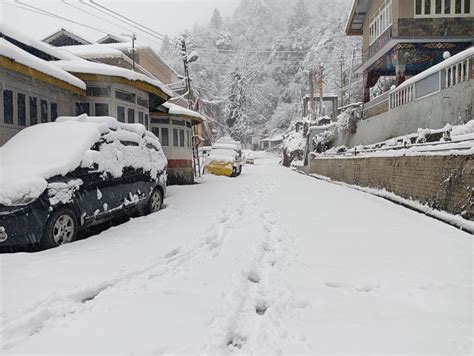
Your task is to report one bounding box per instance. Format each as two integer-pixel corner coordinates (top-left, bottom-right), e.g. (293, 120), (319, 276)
(0, 0), (239, 48)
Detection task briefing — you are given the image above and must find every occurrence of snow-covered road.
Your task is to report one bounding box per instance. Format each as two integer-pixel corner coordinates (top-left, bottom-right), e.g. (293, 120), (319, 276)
(1, 153), (472, 354)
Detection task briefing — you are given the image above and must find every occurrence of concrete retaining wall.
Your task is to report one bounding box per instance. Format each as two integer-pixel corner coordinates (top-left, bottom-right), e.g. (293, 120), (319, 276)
(334, 80), (473, 148)
(308, 154), (473, 220)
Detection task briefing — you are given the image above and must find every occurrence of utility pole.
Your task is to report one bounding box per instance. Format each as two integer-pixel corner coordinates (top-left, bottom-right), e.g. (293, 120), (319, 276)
(318, 63), (324, 117)
(181, 38), (192, 109)
(309, 69), (315, 120)
(347, 49), (355, 105)
(132, 33), (136, 71)
(340, 52), (345, 107)
(180, 38), (201, 178)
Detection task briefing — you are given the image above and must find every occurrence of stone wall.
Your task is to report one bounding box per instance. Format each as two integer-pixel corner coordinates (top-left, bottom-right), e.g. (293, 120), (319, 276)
(308, 154), (473, 220)
(394, 18), (474, 38)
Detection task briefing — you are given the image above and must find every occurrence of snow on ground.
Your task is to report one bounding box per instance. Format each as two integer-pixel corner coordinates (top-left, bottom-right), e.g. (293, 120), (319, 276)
(0, 153), (472, 354)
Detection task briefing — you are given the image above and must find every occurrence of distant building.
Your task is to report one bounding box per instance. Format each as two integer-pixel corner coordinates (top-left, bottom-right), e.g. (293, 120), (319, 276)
(260, 135), (283, 150)
(302, 94), (339, 121)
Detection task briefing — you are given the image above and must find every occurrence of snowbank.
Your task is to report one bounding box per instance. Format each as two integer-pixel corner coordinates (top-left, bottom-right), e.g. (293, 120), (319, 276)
(0, 39), (86, 90)
(0, 115), (167, 206)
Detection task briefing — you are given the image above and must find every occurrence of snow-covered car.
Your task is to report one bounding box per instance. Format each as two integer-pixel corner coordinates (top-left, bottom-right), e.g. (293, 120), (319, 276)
(204, 138), (243, 177)
(0, 115), (167, 249)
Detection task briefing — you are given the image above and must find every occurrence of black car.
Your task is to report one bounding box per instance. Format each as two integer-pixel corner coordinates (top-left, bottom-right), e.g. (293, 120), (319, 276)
(0, 116), (167, 249)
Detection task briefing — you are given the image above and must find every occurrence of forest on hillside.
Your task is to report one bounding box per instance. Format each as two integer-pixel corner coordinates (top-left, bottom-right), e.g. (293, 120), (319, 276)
(160, 0), (363, 142)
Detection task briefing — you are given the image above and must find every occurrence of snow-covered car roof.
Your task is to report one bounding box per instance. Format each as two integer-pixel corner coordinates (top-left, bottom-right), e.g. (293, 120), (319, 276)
(0, 115), (167, 206)
(207, 148), (239, 163)
(212, 142), (241, 152)
(0, 38), (86, 93)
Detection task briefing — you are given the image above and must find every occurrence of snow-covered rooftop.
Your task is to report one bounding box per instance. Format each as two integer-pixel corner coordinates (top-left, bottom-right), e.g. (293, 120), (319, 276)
(162, 102), (205, 122)
(64, 41), (179, 78)
(0, 24), (76, 61)
(0, 38), (86, 91)
(54, 58), (173, 98)
(63, 43), (125, 58)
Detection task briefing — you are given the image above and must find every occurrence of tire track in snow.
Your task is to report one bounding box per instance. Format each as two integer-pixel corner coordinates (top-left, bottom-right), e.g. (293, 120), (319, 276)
(0, 179), (269, 351)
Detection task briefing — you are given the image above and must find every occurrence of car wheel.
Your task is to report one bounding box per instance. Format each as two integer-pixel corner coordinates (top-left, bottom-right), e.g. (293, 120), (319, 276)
(41, 207), (78, 249)
(147, 187), (163, 214)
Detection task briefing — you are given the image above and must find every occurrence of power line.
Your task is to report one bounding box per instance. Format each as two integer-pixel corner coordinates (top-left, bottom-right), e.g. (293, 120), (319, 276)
(76, 0), (178, 52)
(88, 0), (178, 45)
(12, 0), (123, 37)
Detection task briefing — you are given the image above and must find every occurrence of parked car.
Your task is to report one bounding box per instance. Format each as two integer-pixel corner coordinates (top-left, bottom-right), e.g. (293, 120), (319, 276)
(204, 138), (243, 177)
(0, 115), (167, 249)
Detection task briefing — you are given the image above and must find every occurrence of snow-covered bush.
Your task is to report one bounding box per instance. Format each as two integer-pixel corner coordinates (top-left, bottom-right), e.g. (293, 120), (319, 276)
(335, 108), (358, 135)
(282, 130), (305, 167)
(313, 130), (335, 153)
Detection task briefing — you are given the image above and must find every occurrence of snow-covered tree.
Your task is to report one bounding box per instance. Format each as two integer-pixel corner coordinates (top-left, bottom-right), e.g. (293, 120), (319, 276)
(288, 0), (310, 33)
(210, 8), (222, 30)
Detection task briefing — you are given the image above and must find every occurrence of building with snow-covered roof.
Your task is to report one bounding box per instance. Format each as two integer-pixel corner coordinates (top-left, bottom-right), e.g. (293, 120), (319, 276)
(52, 57), (172, 130)
(149, 102), (205, 185)
(0, 37), (86, 145)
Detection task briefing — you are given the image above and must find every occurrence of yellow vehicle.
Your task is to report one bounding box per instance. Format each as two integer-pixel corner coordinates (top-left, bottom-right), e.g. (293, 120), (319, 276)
(205, 139), (243, 177)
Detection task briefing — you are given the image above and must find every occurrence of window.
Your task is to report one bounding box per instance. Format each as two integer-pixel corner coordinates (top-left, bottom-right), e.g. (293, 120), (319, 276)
(187, 131), (191, 148)
(138, 111), (144, 124)
(179, 129), (185, 147)
(173, 128), (179, 147)
(117, 106), (125, 122)
(75, 102), (90, 116)
(416, 0), (422, 14)
(152, 127), (160, 139)
(445, 0), (451, 12)
(3, 90), (13, 124)
(86, 87), (110, 97)
(41, 100), (48, 123)
(115, 90), (135, 104)
(151, 118), (170, 125)
(95, 103), (109, 116)
(417, 0), (472, 16)
(161, 127), (169, 146)
(144, 114), (149, 129)
(172, 119), (185, 126)
(51, 102), (58, 121)
(137, 96), (148, 108)
(17, 93), (26, 126)
(128, 108), (135, 123)
(29, 96), (37, 126)
(369, 1), (392, 44)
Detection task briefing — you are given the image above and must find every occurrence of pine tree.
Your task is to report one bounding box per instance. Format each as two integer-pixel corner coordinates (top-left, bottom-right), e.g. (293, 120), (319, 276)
(210, 8), (222, 30)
